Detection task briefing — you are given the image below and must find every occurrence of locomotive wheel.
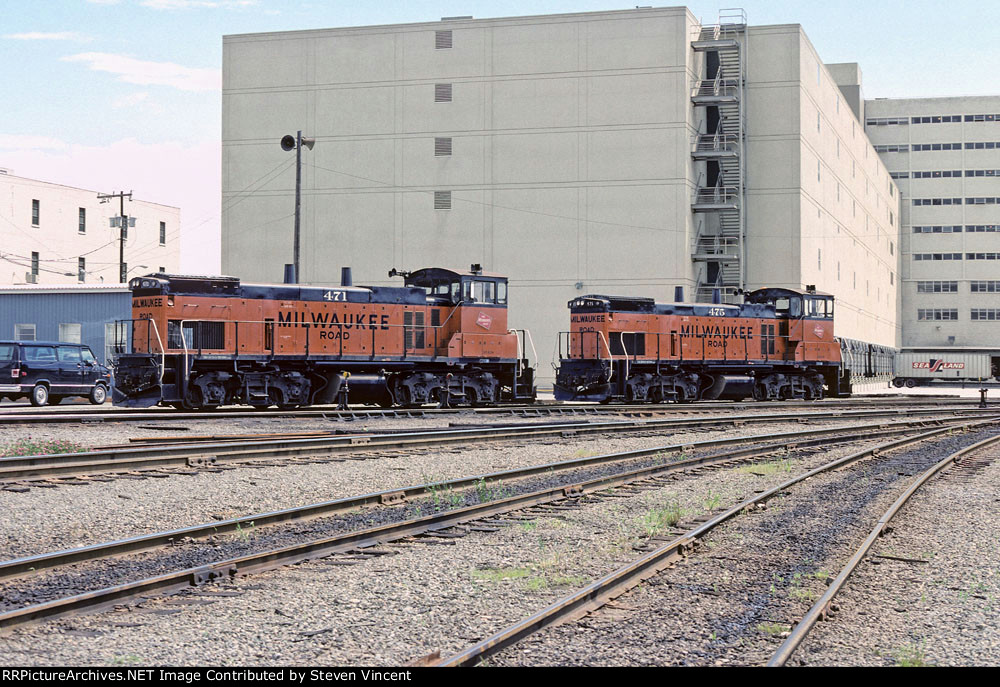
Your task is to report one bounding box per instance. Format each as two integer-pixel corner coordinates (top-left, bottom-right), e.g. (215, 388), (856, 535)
(395, 385), (415, 408)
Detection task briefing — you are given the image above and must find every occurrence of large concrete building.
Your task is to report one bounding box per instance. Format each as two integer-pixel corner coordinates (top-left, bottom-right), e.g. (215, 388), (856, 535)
(221, 7), (900, 379)
(0, 170), (181, 287)
(865, 96), (1000, 354)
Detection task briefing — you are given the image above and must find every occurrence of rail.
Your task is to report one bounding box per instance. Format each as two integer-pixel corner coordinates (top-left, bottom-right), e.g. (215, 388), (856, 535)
(766, 432), (1000, 666)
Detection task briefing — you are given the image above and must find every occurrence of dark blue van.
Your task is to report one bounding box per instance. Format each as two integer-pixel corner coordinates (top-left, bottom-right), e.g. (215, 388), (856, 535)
(0, 341), (113, 406)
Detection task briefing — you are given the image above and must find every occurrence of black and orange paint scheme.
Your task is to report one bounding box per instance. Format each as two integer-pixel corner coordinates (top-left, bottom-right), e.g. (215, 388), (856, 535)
(113, 266), (535, 409)
(554, 287), (849, 403)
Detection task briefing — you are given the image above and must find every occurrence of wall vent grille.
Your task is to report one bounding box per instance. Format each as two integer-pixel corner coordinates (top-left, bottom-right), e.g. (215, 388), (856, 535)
(435, 30), (453, 49)
(434, 137), (453, 156)
(434, 191), (452, 210)
(434, 83), (452, 102)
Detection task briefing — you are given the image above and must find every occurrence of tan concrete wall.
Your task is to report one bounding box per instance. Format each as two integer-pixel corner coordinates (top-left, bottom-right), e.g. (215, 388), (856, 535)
(866, 95), (1000, 350)
(0, 174), (180, 286)
(745, 26), (898, 348)
(222, 8), (702, 381)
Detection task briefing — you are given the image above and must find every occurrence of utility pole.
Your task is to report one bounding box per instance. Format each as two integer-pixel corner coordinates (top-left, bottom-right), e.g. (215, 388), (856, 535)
(98, 191), (132, 282)
(280, 132), (315, 283)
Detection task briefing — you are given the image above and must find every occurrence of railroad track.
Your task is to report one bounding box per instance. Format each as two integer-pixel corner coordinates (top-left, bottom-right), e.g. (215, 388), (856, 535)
(431, 419), (1000, 666)
(0, 416), (991, 637)
(0, 395), (990, 425)
(1, 407), (996, 486)
(765, 434), (1000, 667)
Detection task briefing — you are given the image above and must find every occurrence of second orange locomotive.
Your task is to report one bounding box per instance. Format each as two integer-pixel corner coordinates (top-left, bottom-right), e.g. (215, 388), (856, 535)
(554, 287), (849, 403)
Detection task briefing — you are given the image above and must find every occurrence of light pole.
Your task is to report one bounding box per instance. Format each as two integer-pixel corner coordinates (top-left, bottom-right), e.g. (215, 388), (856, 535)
(280, 131), (315, 283)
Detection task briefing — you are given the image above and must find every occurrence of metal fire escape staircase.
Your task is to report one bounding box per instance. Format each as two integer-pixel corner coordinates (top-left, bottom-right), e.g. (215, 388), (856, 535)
(690, 9), (747, 304)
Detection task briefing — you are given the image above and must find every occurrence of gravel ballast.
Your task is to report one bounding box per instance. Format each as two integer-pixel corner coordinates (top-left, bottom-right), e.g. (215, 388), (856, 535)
(0, 419), (862, 559)
(0, 437), (888, 666)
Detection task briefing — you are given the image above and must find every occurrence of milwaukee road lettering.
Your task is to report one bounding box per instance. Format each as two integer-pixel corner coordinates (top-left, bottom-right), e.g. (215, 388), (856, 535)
(278, 311), (390, 340)
(680, 324), (755, 339)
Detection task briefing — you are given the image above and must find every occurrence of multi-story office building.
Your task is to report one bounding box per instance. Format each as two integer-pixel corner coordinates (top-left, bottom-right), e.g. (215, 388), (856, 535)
(865, 96), (1000, 353)
(0, 170), (181, 286)
(221, 7), (900, 379)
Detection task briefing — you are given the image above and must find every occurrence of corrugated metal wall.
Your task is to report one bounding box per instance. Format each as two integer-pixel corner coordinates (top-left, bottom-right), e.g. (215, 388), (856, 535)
(0, 292), (131, 364)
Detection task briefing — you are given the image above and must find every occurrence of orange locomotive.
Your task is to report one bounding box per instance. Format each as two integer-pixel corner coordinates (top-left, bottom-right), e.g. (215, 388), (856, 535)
(113, 266), (535, 409)
(554, 287), (849, 403)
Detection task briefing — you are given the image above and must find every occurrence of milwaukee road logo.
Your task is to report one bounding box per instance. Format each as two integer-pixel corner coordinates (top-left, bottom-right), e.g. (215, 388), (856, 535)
(476, 312), (493, 329)
(680, 324), (754, 339)
(912, 360), (965, 371)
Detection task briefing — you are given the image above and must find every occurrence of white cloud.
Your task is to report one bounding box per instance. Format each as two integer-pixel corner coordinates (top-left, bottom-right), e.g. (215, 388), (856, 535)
(113, 91), (149, 107)
(4, 32), (89, 41)
(0, 136), (221, 273)
(141, 0), (257, 9)
(62, 52), (221, 92)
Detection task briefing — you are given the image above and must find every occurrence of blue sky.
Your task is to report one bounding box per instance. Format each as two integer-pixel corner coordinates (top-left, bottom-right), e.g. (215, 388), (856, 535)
(1, 1), (996, 273)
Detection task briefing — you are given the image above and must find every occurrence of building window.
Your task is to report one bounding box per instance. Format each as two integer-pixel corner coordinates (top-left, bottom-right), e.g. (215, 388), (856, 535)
(79, 208), (86, 234)
(917, 309), (958, 321)
(15, 324), (36, 341)
(912, 198), (963, 206)
(965, 142), (999, 150)
(31, 199), (39, 226)
(78, 257), (86, 282)
(917, 281), (958, 293)
(435, 30), (453, 49)
(971, 281), (1000, 293)
(913, 225), (962, 233)
(966, 225), (999, 232)
(105, 322), (127, 364)
(874, 144), (909, 153)
(911, 115), (962, 124)
(966, 114), (1000, 122)
(966, 253), (1000, 260)
(59, 323), (82, 343)
(434, 191), (452, 210)
(913, 253), (963, 261)
(971, 309), (1000, 321)
(434, 137), (453, 157)
(434, 83), (452, 103)
(31, 252), (39, 279)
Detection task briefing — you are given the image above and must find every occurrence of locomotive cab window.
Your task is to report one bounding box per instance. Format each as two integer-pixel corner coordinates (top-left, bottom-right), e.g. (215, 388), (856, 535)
(463, 279), (496, 304)
(806, 297), (834, 319)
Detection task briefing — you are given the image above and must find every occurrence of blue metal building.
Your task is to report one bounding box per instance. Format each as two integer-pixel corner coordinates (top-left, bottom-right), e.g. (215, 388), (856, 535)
(0, 284), (131, 365)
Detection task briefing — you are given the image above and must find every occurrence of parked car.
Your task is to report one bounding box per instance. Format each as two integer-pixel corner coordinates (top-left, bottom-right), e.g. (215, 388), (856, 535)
(0, 341), (113, 406)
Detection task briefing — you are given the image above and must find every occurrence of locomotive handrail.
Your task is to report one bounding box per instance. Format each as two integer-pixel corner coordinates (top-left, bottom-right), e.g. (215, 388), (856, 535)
(117, 318), (166, 386)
